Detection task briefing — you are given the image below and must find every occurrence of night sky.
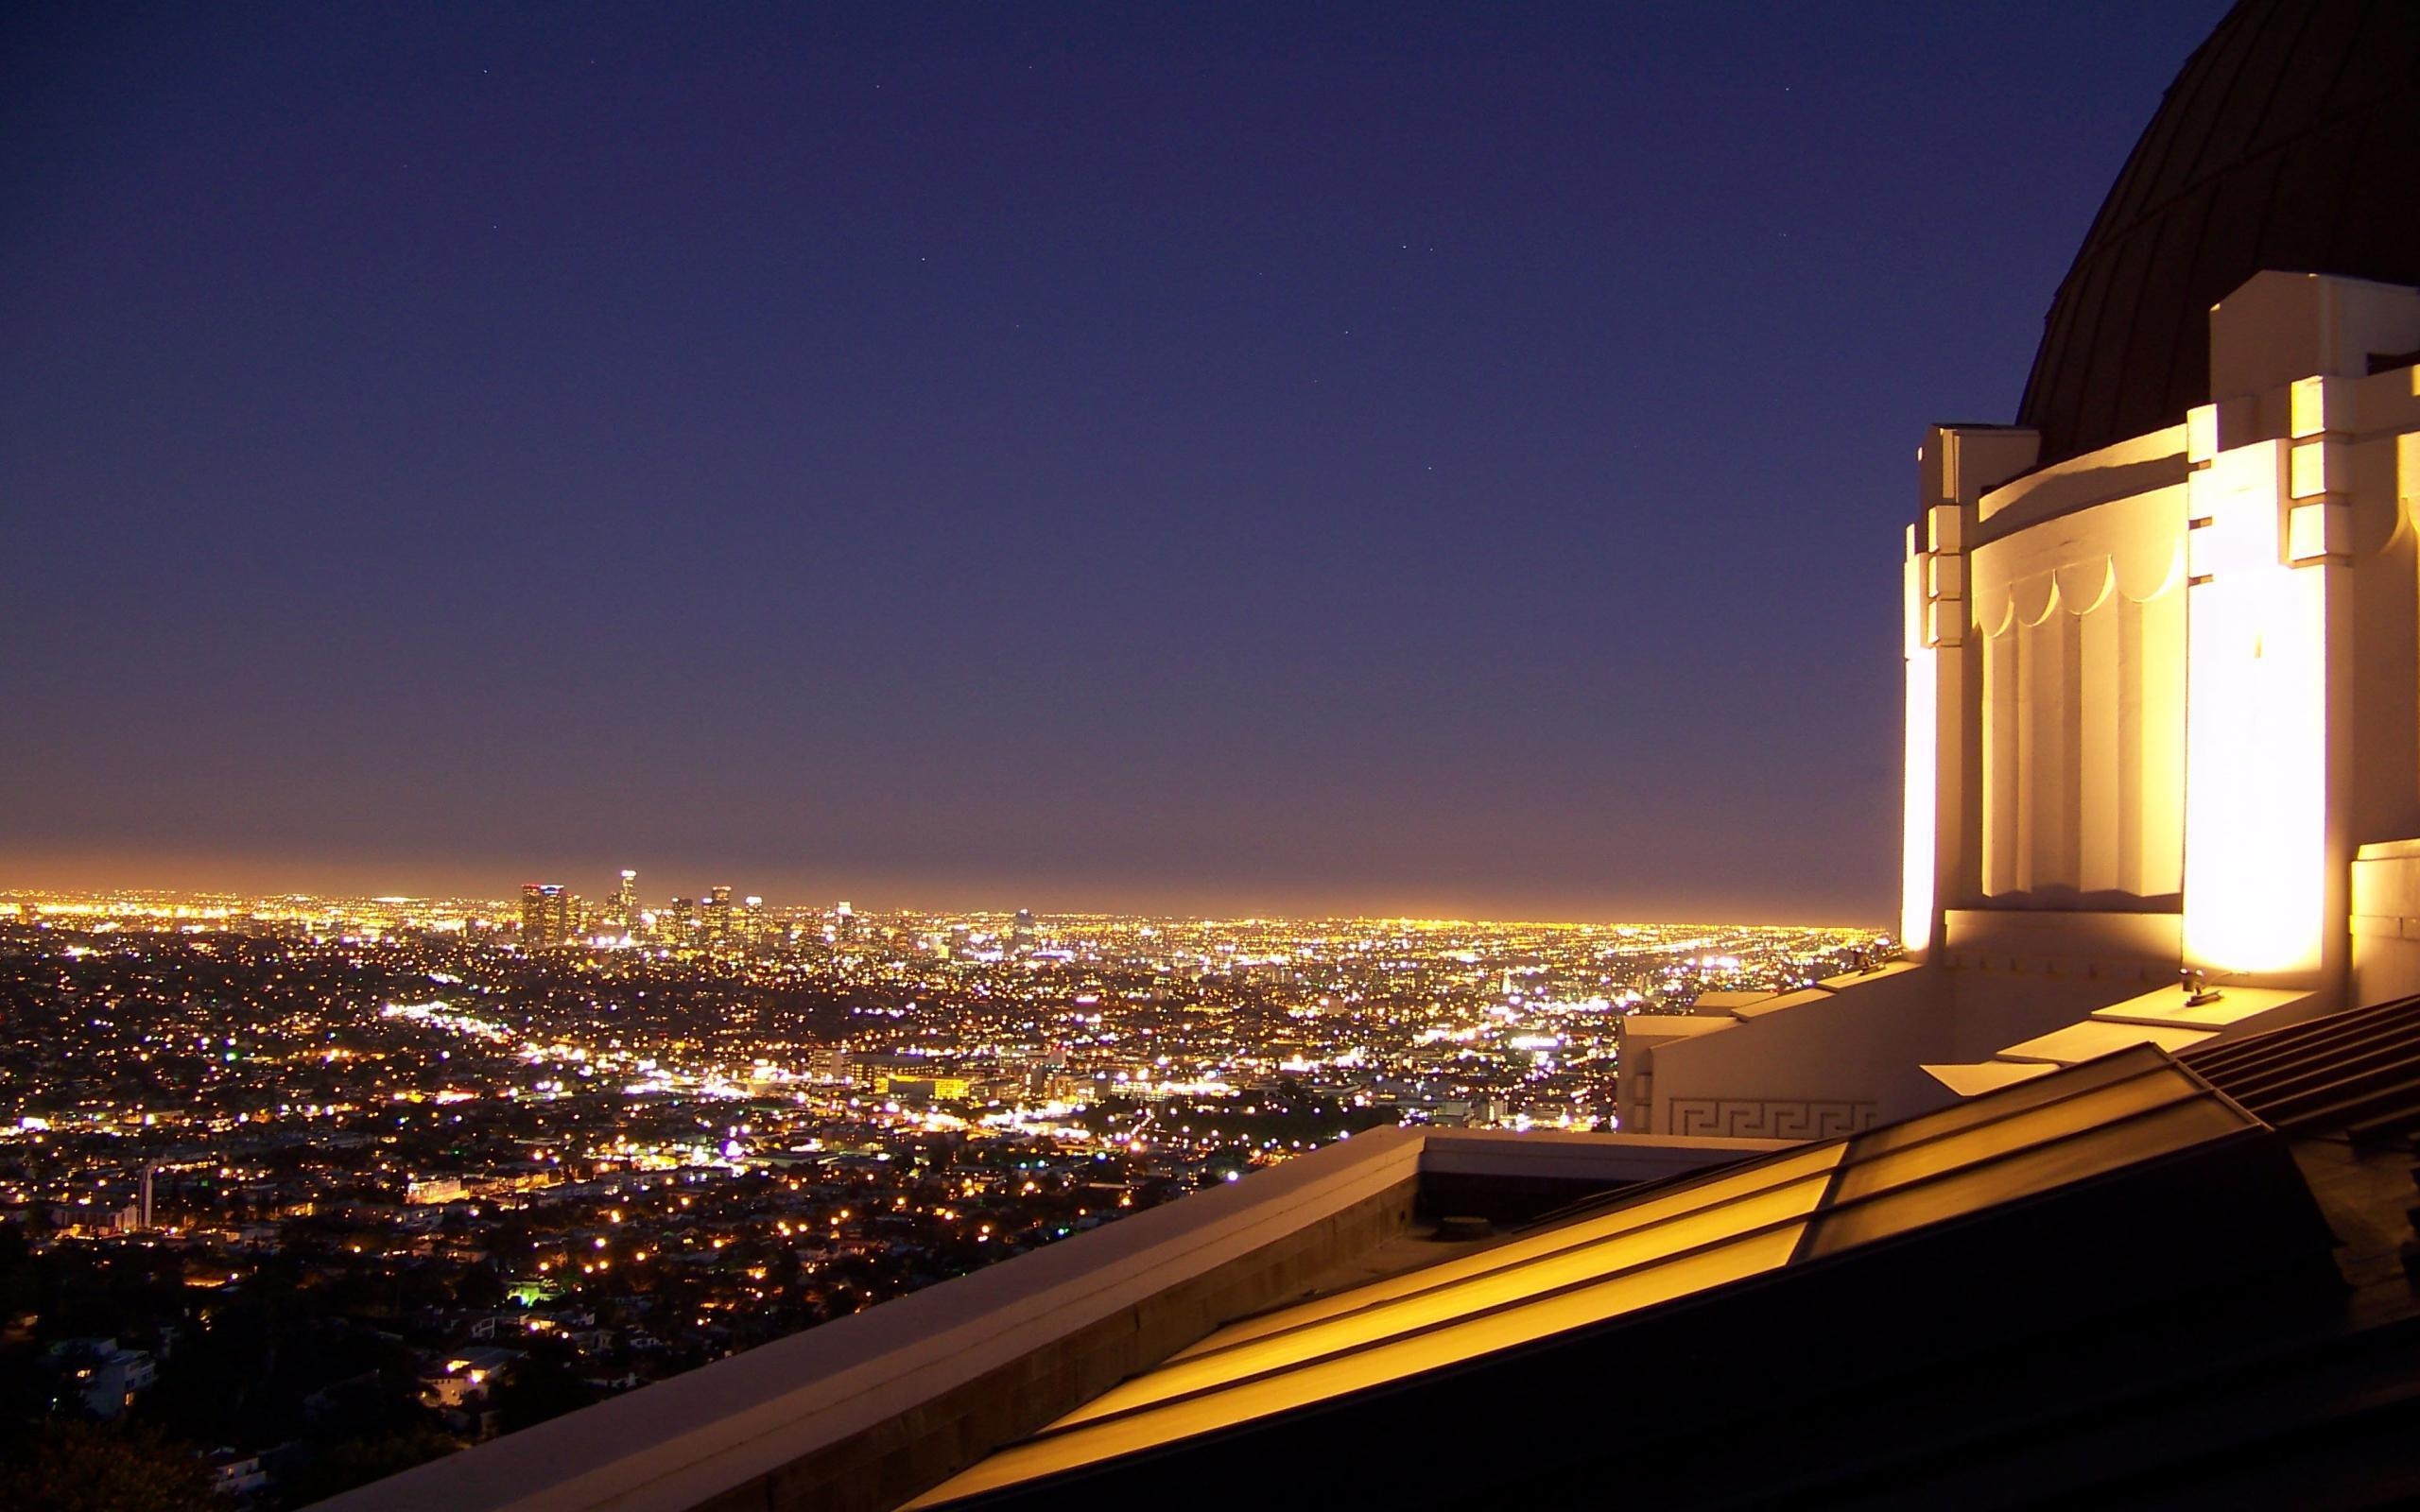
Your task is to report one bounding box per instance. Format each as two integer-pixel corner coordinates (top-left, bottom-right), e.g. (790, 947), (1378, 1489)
(2, 1), (2231, 921)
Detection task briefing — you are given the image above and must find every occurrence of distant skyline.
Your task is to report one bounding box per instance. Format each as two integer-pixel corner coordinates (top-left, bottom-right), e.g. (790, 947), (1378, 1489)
(2, 1), (2231, 922)
(0, 858), (1884, 929)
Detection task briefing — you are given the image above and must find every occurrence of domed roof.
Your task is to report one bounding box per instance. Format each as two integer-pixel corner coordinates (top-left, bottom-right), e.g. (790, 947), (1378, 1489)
(2016, 0), (2420, 464)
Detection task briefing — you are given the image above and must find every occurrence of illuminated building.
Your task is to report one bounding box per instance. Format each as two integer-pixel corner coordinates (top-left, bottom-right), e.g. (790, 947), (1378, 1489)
(323, 5), (2420, 1509)
(1626, 0), (2420, 1133)
(614, 868), (639, 931)
(519, 883), (575, 948)
(876, 1074), (972, 1102)
(702, 884), (735, 945)
(808, 1042), (854, 1084)
(1011, 907), (1035, 954)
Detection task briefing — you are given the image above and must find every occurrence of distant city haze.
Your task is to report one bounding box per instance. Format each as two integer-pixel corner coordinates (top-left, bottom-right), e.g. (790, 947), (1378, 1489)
(0, 862), (1879, 931)
(0, 2), (2230, 921)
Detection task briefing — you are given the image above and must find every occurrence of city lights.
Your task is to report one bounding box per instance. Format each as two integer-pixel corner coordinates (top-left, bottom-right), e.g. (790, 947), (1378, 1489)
(0, 882), (1883, 1489)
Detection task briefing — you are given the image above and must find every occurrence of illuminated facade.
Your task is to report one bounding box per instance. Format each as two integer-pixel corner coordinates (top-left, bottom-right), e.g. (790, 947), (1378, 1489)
(519, 882), (576, 948)
(1631, 0), (2420, 1128)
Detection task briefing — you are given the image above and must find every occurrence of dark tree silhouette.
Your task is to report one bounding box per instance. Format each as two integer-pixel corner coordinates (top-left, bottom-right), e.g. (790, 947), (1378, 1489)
(0, 1418), (216, 1512)
(490, 1340), (598, 1435)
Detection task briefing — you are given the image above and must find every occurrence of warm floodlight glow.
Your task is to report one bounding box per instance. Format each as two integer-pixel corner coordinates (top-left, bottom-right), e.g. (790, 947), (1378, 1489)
(2181, 442), (2327, 978)
(1901, 540), (1938, 955)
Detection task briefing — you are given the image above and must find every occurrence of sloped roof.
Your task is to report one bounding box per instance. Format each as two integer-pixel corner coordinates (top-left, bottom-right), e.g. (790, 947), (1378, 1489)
(2180, 990), (2420, 1141)
(911, 1046), (2330, 1507)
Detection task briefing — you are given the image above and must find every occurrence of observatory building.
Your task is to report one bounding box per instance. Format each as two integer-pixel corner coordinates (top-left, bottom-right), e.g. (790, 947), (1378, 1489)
(1626, 0), (2420, 1135)
(323, 3), (2420, 1508)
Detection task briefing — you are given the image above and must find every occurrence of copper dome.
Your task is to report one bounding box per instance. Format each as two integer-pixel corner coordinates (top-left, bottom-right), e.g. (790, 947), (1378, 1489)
(2015, 0), (2420, 464)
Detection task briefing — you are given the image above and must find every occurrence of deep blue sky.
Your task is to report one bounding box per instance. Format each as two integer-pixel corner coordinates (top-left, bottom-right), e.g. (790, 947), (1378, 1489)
(1, 1), (2231, 920)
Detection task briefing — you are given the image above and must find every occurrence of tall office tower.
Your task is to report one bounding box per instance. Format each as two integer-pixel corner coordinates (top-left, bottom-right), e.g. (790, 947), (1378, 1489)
(1012, 907), (1036, 953)
(742, 896), (766, 947)
(836, 900), (855, 938)
(668, 897), (699, 945)
(614, 869), (639, 930)
(703, 885), (735, 944)
(520, 883), (574, 947)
